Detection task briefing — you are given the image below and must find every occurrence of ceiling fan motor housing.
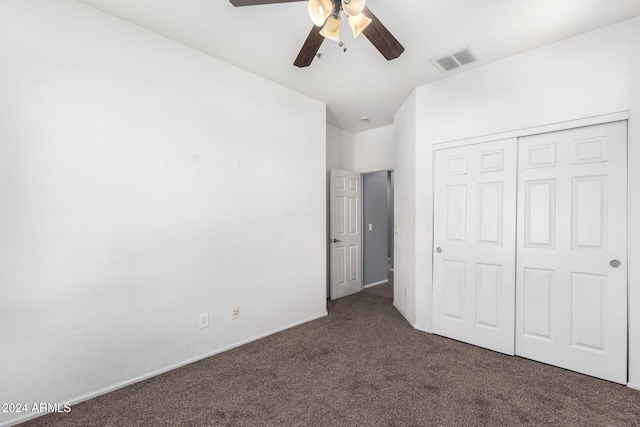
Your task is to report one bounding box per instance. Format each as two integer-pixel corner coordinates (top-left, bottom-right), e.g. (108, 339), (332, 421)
(341, 0), (365, 16)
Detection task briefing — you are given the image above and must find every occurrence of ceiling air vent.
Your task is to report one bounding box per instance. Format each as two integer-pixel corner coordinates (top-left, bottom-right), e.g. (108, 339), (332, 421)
(431, 46), (480, 73)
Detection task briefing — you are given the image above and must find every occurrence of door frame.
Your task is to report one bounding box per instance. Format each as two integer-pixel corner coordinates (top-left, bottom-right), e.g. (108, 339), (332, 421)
(362, 169), (395, 289)
(328, 167), (395, 300)
(433, 112), (630, 151)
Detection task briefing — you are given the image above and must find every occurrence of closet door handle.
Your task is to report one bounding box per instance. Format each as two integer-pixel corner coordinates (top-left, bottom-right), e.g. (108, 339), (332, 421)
(610, 260), (621, 268)
(436, 247), (442, 254)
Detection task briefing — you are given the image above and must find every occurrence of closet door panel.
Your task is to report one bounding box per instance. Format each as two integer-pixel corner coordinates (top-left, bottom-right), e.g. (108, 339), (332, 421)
(515, 121), (628, 384)
(433, 139), (517, 355)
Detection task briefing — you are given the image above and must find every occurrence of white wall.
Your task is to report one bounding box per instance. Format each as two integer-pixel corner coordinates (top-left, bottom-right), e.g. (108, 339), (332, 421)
(354, 125), (394, 173)
(326, 124), (355, 172)
(326, 124), (394, 174)
(394, 16), (640, 385)
(0, 1), (327, 425)
(393, 93), (416, 323)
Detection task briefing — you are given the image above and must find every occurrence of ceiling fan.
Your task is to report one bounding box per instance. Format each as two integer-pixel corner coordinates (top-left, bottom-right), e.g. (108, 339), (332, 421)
(229, 0), (404, 68)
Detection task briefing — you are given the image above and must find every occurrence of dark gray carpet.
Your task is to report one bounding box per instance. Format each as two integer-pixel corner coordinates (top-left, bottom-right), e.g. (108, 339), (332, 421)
(21, 291), (640, 426)
(363, 271), (394, 298)
(363, 282), (393, 298)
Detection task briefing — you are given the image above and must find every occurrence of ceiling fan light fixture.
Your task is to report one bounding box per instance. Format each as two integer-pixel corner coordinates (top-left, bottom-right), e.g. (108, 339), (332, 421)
(341, 0), (365, 17)
(308, 0), (333, 27)
(319, 16), (341, 42)
(348, 12), (372, 38)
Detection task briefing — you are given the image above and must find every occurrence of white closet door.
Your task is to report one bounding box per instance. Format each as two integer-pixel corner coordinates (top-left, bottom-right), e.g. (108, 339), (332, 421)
(516, 121), (628, 384)
(433, 139), (517, 355)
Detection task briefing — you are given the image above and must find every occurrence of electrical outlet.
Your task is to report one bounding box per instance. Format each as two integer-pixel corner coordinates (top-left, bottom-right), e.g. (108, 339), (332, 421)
(232, 306), (240, 319)
(199, 312), (209, 329)
(404, 287), (408, 297)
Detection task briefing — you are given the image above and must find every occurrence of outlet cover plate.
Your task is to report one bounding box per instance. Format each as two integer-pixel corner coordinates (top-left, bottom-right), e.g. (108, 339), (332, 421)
(199, 312), (209, 329)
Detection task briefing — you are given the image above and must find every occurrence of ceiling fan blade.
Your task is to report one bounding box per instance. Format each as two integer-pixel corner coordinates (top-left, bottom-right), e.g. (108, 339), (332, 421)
(294, 26), (325, 68)
(362, 6), (405, 61)
(229, 0), (305, 6)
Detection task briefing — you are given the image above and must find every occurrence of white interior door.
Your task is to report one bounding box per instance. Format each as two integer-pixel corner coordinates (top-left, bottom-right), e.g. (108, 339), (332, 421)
(330, 168), (362, 300)
(433, 139), (517, 355)
(516, 121), (628, 384)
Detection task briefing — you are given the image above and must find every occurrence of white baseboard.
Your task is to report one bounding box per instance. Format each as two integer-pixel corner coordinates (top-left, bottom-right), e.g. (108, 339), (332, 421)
(393, 302), (415, 327)
(363, 280), (389, 289)
(414, 325), (433, 334)
(392, 304), (432, 335)
(1, 312), (328, 427)
(628, 382), (640, 391)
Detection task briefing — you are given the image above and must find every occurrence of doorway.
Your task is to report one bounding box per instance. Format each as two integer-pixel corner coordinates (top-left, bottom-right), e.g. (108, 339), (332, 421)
(328, 169), (394, 300)
(363, 170), (394, 298)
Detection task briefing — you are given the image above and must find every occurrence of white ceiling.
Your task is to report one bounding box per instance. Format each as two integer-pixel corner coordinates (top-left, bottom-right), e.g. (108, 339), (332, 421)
(78, 0), (640, 132)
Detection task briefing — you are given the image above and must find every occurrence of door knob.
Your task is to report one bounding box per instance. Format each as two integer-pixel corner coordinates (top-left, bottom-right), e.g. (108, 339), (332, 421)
(436, 247), (442, 253)
(331, 238), (342, 243)
(610, 259), (621, 268)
